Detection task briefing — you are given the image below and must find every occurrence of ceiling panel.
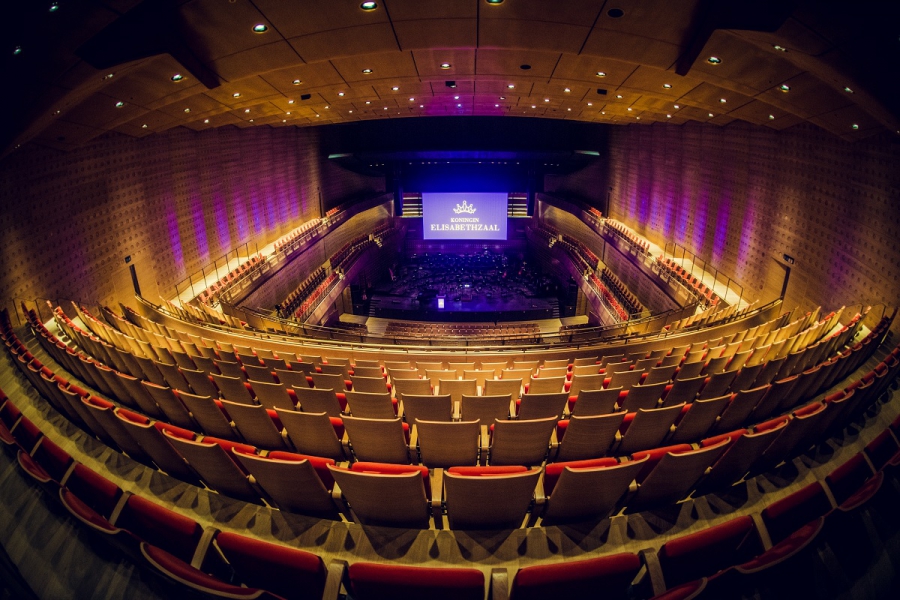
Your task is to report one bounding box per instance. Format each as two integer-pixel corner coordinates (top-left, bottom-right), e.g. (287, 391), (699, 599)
(288, 25), (400, 63)
(475, 49), (562, 78)
(755, 72), (853, 119)
(209, 42), (304, 83)
(480, 21), (590, 54)
(393, 19), (477, 50)
(254, 0), (390, 38)
(620, 65), (701, 99)
(412, 49), (476, 78)
(688, 30), (804, 94)
(329, 52), (418, 84)
(178, 0), (275, 62)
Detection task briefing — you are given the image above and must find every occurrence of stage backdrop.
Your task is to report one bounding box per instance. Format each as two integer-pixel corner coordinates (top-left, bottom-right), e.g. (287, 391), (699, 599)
(422, 192), (508, 241)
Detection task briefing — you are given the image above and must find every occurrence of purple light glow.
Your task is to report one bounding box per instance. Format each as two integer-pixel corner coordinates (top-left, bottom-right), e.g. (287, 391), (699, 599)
(214, 194), (230, 250)
(165, 199), (185, 273)
(191, 195), (210, 264)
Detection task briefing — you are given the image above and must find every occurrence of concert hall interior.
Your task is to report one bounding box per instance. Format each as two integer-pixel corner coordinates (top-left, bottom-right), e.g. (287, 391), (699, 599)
(2, 1), (900, 599)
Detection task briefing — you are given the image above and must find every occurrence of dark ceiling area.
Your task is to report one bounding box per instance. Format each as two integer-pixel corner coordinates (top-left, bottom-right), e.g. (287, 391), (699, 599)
(3, 0), (899, 158)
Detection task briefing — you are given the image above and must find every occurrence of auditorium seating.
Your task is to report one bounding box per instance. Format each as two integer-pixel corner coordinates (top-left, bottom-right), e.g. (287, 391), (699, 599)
(3, 294), (897, 598)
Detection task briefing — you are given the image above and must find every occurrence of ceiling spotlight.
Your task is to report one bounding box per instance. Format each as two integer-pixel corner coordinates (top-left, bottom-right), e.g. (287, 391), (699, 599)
(567, 108), (571, 111)
(531, 105), (536, 109)
(507, 84), (515, 89)
(419, 105), (423, 108)
(244, 108), (250, 113)
(544, 98), (550, 102)
(773, 44), (787, 52)
(365, 100), (371, 104)
(104, 73), (115, 79)
(252, 24), (268, 33)
(171, 74), (184, 82)
(383, 107), (388, 110)
(587, 102), (593, 106)
(362, 68), (373, 74)
(636, 116), (641, 120)
(486, 0), (504, 4)
(249, 119), (254, 122)
(779, 84), (790, 92)
(596, 71), (606, 77)
(440, 63), (451, 69)
(458, 104), (463, 108)
(288, 99), (294, 104)
(495, 104), (499, 107)
(141, 124), (148, 129)
(360, 2), (377, 10)
(564, 87), (571, 93)
(454, 95), (460, 100)
(706, 56), (721, 65)
(315, 114), (320, 117)
(673, 104), (680, 109)
(233, 92), (241, 98)
(768, 114), (775, 120)
(708, 113), (714, 117)
(844, 86), (853, 93)
(184, 108), (191, 113)
(852, 124), (859, 130)
(719, 98), (727, 103)
(338, 92), (345, 96)
(115, 101), (125, 108)
(409, 97), (415, 101)
(286, 112), (291, 115)
(499, 96), (505, 100)
(13, 46), (22, 56)
(392, 86), (399, 91)
(49, 3), (59, 12)
(204, 119), (210, 124)
(349, 110), (353, 113)
(662, 83), (672, 89)
(325, 105), (329, 109)
(601, 111), (606, 115)
(666, 114), (671, 118)
(615, 94), (623, 99)
(627, 107), (632, 111)
(292, 79), (301, 85)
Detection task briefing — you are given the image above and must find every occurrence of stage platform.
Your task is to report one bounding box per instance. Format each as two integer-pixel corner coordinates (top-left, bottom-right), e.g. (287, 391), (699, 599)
(367, 293), (557, 322)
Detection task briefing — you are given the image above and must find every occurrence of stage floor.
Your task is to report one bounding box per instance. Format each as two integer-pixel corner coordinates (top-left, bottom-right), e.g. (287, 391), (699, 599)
(368, 292), (557, 322)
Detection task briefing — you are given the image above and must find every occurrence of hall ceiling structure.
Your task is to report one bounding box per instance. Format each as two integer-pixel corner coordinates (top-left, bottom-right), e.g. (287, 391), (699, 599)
(3, 0), (899, 156)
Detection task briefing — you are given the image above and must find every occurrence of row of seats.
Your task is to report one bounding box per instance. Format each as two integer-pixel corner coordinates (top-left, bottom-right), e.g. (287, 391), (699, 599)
(605, 218), (651, 254)
(657, 256), (720, 307)
(272, 217), (322, 254)
(282, 267), (326, 316)
(12, 306), (894, 529)
(601, 267), (644, 315)
(197, 254), (264, 306)
(293, 273), (337, 320)
(4, 370), (899, 599)
(590, 272), (633, 321)
(533, 223), (598, 275)
(384, 321), (540, 340)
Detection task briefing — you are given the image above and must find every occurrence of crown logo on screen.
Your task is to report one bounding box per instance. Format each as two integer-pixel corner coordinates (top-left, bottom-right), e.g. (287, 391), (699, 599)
(453, 200), (477, 214)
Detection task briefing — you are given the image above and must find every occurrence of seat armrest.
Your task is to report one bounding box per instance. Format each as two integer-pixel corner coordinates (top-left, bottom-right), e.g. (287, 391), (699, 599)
(490, 567), (510, 600)
(480, 424), (490, 466)
(430, 468), (444, 527)
(637, 547), (667, 598)
(321, 559), (347, 600)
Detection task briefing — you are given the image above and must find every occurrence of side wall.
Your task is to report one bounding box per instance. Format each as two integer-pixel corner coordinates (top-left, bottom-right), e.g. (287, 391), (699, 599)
(0, 126), (383, 312)
(598, 122), (899, 313)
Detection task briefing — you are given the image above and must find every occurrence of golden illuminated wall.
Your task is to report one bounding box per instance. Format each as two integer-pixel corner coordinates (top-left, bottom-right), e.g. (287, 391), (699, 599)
(0, 126), (382, 312)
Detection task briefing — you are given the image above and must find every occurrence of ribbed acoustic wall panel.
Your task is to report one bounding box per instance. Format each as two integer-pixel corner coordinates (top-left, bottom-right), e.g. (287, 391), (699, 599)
(0, 127), (382, 310)
(605, 122), (900, 312)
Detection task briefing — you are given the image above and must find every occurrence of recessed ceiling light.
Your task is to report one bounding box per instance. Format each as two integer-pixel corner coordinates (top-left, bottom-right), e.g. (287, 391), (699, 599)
(844, 86), (853, 93)
(115, 101), (125, 108)
(601, 111), (606, 115)
(779, 84), (790, 92)
(666, 114), (671, 118)
(508, 84), (515, 89)
(458, 104), (463, 108)
(252, 24), (268, 33)
(365, 100), (371, 104)
(587, 102), (592, 106)
(13, 46), (22, 56)
(440, 62), (452, 69)
(852, 124), (859, 130)
(288, 99), (294, 104)
(360, 2), (377, 10)
(607, 8), (624, 18)
(53, 110), (60, 115)
(454, 95), (459, 100)
(338, 92), (345, 96)
(486, 0), (504, 4)
(708, 113), (714, 117)
(141, 123), (148, 129)
(616, 94), (623, 99)
(499, 96), (505, 100)
(286, 112), (291, 115)
(768, 114), (775, 119)
(49, 3), (59, 12)
(392, 86), (399, 91)
(719, 98), (727, 103)
(544, 98), (550, 102)
(564, 88), (571, 93)
(204, 119), (210, 124)
(383, 107), (388, 110)
(325, 105), (329, 109)
(662, 83), (672, 89)
(567, 108), (571, 111)
(171, 74), (184, 82)
(249, 119), (254, 122)
(362, 68), (373, 74)
(531, 105), (536, 109)
(292, 79), (301, 85)
(673, 104), (680, 109)
(244, 108), (250, 113)
(636, 116), (640, 120)
(184, 108), (191, 113)
(773, 45), (787, 52)
(315, 114), (320, 117)
(706, 56), (721, 65)
(349, 110), (353, 113)
(627, 107), (632, 111)
(495, 104), (499, 107)
(409, 97), (415, 101)
(104, 73), (115, 79)
(233, 92), (241, 98)
(596, 71), (606, 77)
(419, 105), (423, 108)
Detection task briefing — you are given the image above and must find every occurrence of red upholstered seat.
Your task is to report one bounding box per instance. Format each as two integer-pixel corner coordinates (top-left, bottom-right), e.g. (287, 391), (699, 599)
(348, 562), (485, 600)
(543, 457), (618, 494)
(761, 481), (833, 545)
(511, 552), (641, 600)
